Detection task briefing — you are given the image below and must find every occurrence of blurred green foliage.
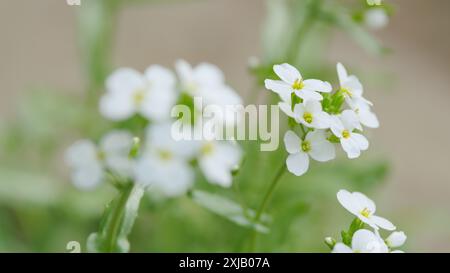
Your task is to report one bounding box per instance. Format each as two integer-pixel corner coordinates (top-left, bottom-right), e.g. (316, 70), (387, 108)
(0, 0), (391, 252)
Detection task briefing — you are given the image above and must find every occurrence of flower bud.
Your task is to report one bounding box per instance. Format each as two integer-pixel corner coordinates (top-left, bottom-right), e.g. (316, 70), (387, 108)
(386, 231), (407, 248)
(324, 237), (336, 249)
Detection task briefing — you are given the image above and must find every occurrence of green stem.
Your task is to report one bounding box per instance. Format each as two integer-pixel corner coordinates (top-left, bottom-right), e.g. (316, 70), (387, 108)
(248, 159), (287, 251)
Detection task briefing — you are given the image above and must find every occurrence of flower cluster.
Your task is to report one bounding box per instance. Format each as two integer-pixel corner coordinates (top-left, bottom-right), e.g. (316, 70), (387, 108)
(265, 63), (379, 176)
(326, 189), (406, 253)
(66, 60), (243, 197)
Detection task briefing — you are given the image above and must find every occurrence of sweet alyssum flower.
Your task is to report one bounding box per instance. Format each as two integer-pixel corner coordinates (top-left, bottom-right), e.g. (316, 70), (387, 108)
(100, 66), (177, 121)
(175, 59), (242, 125)
(337, 189), (396, 231)
(65, 130), (134, 190)
(265, 63), (332, 102)
(336, 63), (372, 107)
(281, 100), (331, 129)
(134, 123), (195, 197)
(284, 130), (335, 176)
(330, 110), (368, 159)
(332, 229), (388, 253)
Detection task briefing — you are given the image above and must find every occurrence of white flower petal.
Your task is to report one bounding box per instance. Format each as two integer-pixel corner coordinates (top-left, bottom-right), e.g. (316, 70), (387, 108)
(352, 133), (369, 151)
(144, 65), (176, 87)
(278, 102), (296, 118)
(352, 191), (376, 213)
(106, 68), (145, 94)
(195, 62), (225, 86)
(332, 243), (353, 253)
(337, 189), (361, 216)
(340, 110), (362, 131)
(303, 79), (332, 93)
(65, 139), (98, 168)
(71, 164), (103, 190)
(99, 92), (135, 121)
(284, 130), (301, 154)
(312, 112), (331, 129)
(175, 59), (194, 84)
(341, 137), (361, 159)
(352, 229), (388, 253)
(336, 63), (348, 86)
(295, 89), (323, 101)
(359, 109), (379, 128)
(273, 63), (300, 84)
(307, 131), (335, 162)
(371, 215), (396, 231)
(264, 79), (293, 101)
(286, 152), (309, 176)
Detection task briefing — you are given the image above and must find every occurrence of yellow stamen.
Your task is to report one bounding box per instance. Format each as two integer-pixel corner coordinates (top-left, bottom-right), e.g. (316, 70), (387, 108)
(301, 140), (311, 152)
(133, 89), (145, 106)
(201, 142), (214, 155)
(158, 150), (173, 161)
(342, 130), (351, 139)
(292, 78), (304, 90)
(340, 87), (353, 98)
(303, 112), (313, 124)
(361, 208), (371, 218)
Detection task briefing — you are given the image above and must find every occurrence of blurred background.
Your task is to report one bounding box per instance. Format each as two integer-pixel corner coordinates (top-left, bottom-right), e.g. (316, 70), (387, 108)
(0, 0), (449, 252)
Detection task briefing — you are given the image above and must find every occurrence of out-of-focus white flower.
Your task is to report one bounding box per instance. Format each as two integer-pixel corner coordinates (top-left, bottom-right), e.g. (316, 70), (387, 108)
(100, 66), (177, 121)
(65, 131), (134, 190)
(175, 60), (242, 125)
(197, 140), (242, 188)
(330, 110), (368, 159)
(367, 0), (382, 6)
(284, 130), (335, 176)
(336, 63), (372, 107)
(280, 100), (331, 129)
(348, 97), (379, 128)
(337, 189), (396, 231)
(386, 231), (407, 248)
(332, 229), (389, 253)
(134, 123), (195, 197)
(365, 8), (389, 30)
(265, 63), (332, 102)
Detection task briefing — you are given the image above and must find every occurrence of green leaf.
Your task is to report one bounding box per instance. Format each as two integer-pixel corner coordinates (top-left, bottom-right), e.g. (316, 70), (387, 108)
(87, 183), (144, 253)
(191, 190), (271, 234)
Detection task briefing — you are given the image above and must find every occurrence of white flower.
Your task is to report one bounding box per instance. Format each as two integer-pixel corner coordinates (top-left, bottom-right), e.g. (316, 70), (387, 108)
(365, 8), (389, 30)
(280, 100), (331, 129)
(284, 130), (335, 176)
(197, 140), (242, 187)
(330, 110), (368, 159)
(175, 59), (242, 125)
(65, 131), (134, 190)
(336, 63), (372, 107)
(367, 0), (382, 6)
(337, 189), (396, 231)
(332, 229), (389, 253)
(100, 66), (177, 121)
(265, 63), (332, 102)
(134, 123), (195, 197)
(348, 97), (379, 128)
(386, 231), (407, 248)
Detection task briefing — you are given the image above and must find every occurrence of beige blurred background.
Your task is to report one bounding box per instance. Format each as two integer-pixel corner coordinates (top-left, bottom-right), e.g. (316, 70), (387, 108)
(0, 0), (449, 251)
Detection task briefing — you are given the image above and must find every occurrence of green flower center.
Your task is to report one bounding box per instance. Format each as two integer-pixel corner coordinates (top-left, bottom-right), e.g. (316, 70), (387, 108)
(342, 130), (351, 139)
(97, 151), (106, 161)
(361, 208), (371, 218)
(292, 78), (304, 90)
(301, 140), (311, 152)
(133, 89), (146, 106)
(158, 150), (173, 161)
(303, 112), (313, 124)
(201, 142), (214, 155)
(340, 87), (353, 98)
